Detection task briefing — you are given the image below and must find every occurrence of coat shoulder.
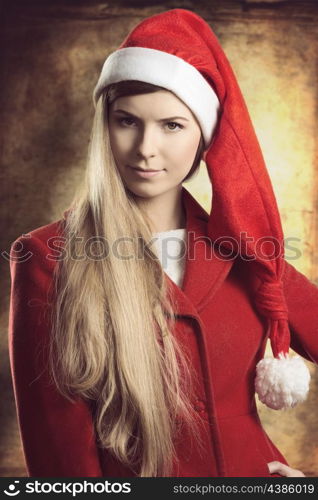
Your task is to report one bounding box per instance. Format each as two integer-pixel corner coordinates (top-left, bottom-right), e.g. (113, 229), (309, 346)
(10, 216), (66, 278)
(12, 215), (65, 249)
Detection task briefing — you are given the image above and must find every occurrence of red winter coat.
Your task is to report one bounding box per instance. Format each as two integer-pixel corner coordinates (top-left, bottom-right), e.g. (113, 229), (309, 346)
(8, 186), (318, 477)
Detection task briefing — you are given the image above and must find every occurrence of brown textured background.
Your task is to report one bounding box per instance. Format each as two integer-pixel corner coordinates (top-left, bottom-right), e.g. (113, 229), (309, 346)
(1, 0), (317, 477)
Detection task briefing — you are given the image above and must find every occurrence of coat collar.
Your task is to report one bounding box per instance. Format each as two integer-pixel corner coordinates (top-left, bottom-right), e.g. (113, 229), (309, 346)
(164, 187), (235, 317)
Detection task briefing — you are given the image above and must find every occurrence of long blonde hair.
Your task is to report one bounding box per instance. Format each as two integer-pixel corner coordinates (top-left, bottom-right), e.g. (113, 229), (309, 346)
(49, 80), (206, 477)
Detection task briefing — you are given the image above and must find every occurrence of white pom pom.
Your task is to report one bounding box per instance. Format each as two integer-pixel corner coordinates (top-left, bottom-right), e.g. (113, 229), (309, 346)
(255, 353), (311, 410)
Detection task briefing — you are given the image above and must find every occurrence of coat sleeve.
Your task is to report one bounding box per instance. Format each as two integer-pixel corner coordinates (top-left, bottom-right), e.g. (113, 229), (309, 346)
(282, 259), (318, 364)
(8, 233), (103, 477)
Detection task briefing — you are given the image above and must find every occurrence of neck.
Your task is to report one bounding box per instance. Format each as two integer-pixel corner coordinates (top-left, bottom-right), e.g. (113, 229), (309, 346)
(136, 187), (186, 233)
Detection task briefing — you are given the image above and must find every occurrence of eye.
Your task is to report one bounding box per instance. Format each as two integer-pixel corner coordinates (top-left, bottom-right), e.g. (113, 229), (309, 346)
(117, 117), (136, 127)
(166, 122), (184, 131)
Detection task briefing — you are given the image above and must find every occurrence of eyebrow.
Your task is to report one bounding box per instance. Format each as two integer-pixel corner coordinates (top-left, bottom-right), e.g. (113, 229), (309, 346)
(112, 109), (189, 122)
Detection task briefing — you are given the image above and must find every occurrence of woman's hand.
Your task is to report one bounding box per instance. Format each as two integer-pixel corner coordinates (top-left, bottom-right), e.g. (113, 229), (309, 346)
(268, 461), (306, 477)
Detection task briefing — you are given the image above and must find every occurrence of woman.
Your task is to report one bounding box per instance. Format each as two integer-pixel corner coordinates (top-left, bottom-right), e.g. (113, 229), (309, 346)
(8, 8), (317, 477)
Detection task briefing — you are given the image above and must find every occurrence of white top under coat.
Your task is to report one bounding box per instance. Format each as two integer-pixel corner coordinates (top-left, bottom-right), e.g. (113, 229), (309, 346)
(152, 228), (187, 288)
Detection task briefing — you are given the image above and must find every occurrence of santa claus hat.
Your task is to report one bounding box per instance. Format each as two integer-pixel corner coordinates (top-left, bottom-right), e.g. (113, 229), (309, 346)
(93, 9), (310, 410)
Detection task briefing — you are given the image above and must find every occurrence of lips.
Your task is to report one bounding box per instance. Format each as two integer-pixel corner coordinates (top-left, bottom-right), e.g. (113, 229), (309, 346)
(128, 165), (164, 178)
(129, 165), (162, 173)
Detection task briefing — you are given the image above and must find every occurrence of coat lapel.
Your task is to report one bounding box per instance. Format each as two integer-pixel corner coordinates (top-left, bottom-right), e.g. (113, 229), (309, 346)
(164, 187), (235, 317)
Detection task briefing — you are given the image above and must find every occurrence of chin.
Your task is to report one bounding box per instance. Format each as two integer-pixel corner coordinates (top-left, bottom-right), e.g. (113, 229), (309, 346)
(125, 183), (165, 200)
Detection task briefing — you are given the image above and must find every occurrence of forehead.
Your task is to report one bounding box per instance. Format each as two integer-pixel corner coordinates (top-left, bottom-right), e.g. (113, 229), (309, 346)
(110, 90), (195, 119)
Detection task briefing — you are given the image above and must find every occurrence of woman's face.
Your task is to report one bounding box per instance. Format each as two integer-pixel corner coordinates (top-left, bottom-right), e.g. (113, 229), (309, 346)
(108, 90), (202, 199)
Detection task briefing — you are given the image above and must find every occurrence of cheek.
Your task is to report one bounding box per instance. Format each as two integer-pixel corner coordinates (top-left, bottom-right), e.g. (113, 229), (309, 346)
(109, 131), (129, 159)
(171, 134), (200, 163)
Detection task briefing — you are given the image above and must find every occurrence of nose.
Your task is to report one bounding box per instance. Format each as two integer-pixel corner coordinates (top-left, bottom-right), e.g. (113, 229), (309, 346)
(135, 126), (157, 160)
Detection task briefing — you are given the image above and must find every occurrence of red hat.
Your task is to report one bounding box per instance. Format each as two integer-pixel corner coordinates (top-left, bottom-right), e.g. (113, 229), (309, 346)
(93, 8), (310, 410)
